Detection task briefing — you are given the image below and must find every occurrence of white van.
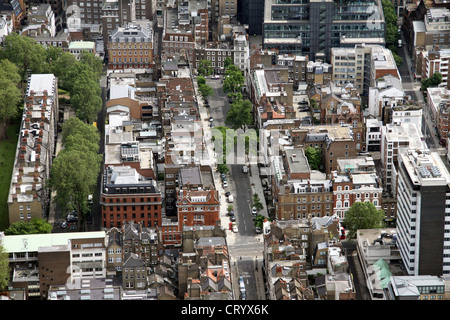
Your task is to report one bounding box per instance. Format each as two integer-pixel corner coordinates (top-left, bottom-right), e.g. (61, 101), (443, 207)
(228, 195), (234, 203)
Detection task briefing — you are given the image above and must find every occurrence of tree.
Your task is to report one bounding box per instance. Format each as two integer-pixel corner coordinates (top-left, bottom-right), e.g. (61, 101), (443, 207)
(305, 147), (322, 170)
(198, 83), (214, 100)
(61, 117), (100, 154)
(421, 72), (442, 92)
(225, 99), (253, 129)
(0, 32), (47, 81)
(224, 57), (233, 69)
(197, 76), (206, 87)
(0, 245), (9, 290)
(344, 202), (385, 239)
(49, 148), (102, 230)
(197, 59), (213, 77)
(217, 164), (229, 174)
(49, 120), (101, 230)
(70, 76), (103, 123)
(252, 193), (263, 212)
(79, 51), (103, 81)
(254, 214), (268, 229)
(0, 59), (22, 139)
(223, 66), (244, 96)
(5, 218), (52, 235)
(392, 52), (403, 67)
(49, 51), (78, 90)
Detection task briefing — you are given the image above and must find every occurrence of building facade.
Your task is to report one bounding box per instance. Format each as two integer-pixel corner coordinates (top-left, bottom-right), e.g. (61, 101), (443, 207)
(396, 150), (450, 276)
(7, 74), (58, 225)
(263, 0), (385, 61)
(107, 20), (154, 70)
(100, 165), (162, 229)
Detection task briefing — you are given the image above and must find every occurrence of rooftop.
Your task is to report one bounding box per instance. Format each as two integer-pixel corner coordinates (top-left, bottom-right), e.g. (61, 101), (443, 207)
(0, 231), (106, 253)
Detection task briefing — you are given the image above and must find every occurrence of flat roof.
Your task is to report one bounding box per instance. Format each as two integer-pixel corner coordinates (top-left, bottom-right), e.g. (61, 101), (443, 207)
(69, 41), (96, 50)
(1, 231), (106, 253)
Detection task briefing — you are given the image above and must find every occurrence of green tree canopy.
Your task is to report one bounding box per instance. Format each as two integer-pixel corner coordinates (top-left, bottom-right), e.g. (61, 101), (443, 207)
(382, 0), (400, 57)
(197, 59), (214, 77)
(79, 51), (103, 81)
(421, 72), (443, 92)
(0, 246), (9, 290)
(70, 76), (103, 123)
(0, 32), (47, 80)
(252, 193), (264, 212)
(254, 214), (268, 229)
(198, 83), (214, 100)
(197, 76), (206, 87)
(50, 120), (101, 230)
(344, 202), (385, 239)
(5, 218), (52, 235)
(223, 64), (244, 96)
(62, 117), (100, 153)
(225, 99), (253, 129)
(217, 164), (229, 174)
(305, 147), (322, 170)
(49, 51), (78, 90)
(0, 59), (22, 139)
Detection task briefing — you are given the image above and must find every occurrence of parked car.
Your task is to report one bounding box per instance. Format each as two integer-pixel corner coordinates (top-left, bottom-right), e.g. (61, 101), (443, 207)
(228, 195), (234, 203)
(67, 214), (78, 223)
(60, 221), (67, 229)
(69, 223), (78, 231)
(223, 180), (228, 188)
(209, 117), (214, 122)
(225, 191), (231, 197)
(230, 215), (236, 222)
(252, 207), (257, 215)
(242, 165), (248, 173)
(255, 226), (262, 234)
(210, 121), (215, 128)
(232, 223), (238, 233)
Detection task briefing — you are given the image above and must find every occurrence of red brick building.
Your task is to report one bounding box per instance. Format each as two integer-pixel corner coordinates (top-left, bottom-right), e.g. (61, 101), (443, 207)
(107, 21), (154, 71)
(177, 189), (220, 229)
(101, 165), (162, 229)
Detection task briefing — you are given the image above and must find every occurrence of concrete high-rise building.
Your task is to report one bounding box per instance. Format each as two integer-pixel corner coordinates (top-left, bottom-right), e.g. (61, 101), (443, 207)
(262, 0), (385, 61)
(396, 150), (450, 276)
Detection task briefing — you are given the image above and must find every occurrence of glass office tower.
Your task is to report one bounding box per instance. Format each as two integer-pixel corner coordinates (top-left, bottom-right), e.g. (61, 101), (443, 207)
(263, 0), (385, 61)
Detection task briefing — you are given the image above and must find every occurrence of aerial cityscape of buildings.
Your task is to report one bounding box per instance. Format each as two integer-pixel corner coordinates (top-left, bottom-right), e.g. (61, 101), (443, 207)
(0, 0), (450, 304)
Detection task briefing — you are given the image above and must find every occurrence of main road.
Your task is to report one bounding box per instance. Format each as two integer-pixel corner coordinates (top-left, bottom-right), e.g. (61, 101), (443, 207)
(398, 30), (440, 149)
(199, 76), (266, 299)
